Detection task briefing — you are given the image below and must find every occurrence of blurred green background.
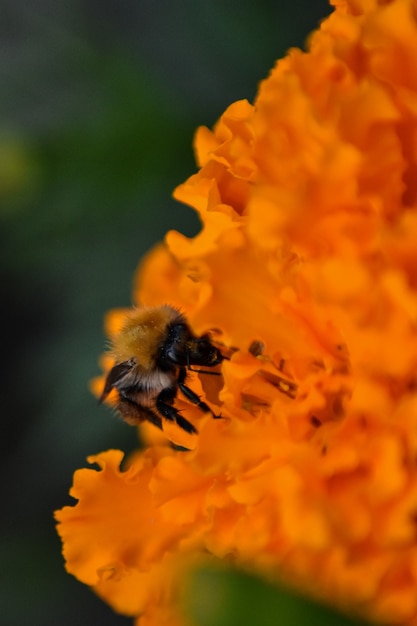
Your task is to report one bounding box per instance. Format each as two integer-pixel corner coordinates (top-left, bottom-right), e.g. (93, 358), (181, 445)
(0, 1), (339, 625)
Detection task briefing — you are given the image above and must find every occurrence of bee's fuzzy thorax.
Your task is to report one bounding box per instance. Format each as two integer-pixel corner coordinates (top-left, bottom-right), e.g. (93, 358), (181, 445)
(111, 305), (185, 369)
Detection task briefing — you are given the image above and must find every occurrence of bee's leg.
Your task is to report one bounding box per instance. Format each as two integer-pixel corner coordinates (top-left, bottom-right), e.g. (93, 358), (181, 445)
(156, 388), (198, 435)
(177, 367), (222, 419)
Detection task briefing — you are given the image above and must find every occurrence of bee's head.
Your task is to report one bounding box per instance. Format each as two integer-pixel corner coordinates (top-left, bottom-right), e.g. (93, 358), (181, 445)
(186, 334), (224, 367)
(160, 323), (224, 370)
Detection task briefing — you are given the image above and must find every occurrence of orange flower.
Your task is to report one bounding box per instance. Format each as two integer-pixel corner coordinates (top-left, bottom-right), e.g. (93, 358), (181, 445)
(56, 0), (417, 624)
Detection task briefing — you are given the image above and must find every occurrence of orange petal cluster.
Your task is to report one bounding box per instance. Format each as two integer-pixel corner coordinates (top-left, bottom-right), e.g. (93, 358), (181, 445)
(56, 1), (417, 624)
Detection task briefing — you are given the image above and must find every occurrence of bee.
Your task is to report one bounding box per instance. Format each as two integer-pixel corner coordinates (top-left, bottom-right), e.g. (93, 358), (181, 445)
(99, 305), (225, 435)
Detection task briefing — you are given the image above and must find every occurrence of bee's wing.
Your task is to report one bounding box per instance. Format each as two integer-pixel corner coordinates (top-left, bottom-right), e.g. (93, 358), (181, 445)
(99, 360), (135, 403)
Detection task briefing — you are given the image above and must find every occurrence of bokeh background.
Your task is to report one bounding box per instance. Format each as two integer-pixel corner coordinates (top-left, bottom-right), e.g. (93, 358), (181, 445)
(1, 1), (332, 624)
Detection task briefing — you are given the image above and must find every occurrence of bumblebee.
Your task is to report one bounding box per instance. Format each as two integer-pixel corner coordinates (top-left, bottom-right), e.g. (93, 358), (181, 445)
(99, 305), (224, 435)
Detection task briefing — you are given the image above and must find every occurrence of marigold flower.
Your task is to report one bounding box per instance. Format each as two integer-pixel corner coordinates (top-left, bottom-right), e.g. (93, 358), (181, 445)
(56, 1), (417, 624)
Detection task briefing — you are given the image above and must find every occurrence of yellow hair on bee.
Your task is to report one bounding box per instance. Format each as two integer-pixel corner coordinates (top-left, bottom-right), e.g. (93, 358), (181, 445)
(111, 305), (184, 369)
